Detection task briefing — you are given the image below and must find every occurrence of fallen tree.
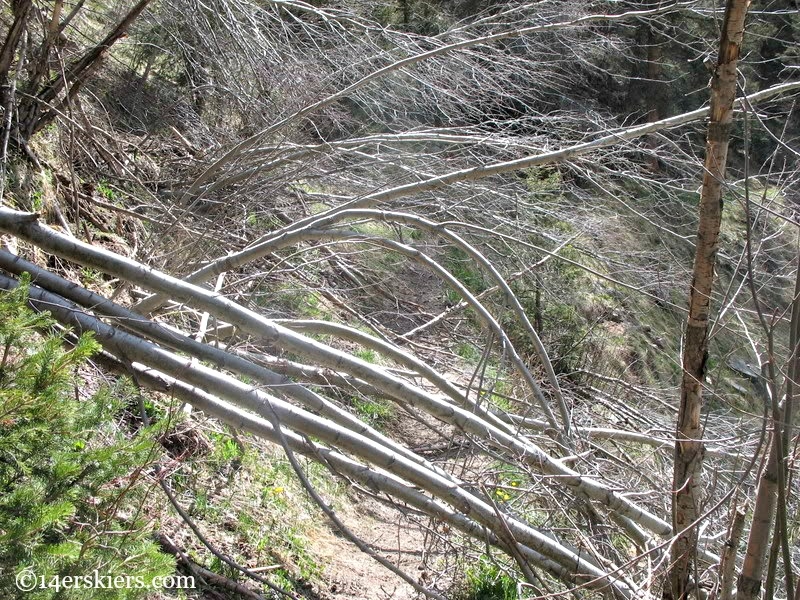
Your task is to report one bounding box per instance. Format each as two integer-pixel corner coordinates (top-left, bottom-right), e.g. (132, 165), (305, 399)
(0, 207), (748, 598)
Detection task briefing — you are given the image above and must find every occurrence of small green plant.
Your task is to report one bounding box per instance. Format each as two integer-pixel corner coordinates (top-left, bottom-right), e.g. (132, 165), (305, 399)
(459, 558), (518, 600)
(444, 247), (487, 296)
(353, 347), (377, 363)
(245, 212), (283, 230)
(30, 188), (44, 211)
(483, 463), (526, 505)
(407, 227), (423, 241)
(97, 182), (116, 202)
(353, 397), (394, 426)
(0, 276), (175, 598)
(351, 220), (395, 237)
(80, 266), (104, 286)
(275, 284), (324, 318)
(477, 365), (513, 412)
(456, 342), (480, 362)
(208, 431), (243, 464)
(204, 454), (329, 592)
(525, 166), (562, 193)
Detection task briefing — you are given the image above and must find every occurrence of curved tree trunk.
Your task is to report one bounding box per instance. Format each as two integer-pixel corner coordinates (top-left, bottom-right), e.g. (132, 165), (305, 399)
(0, 271), (642, 599)
(667, 0), (751, 598)
(0, 206), (674, 539)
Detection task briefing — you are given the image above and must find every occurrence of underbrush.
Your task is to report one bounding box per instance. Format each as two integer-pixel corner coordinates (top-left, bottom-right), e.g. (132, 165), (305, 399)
(455, 558), (518, 600)
(0, 277), (174, 599)
(0, 278), (345, 599)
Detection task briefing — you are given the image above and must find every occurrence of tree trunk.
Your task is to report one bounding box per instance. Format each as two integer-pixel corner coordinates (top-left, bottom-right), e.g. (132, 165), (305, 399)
(0, 271), (642, 599)
(0, 0), (31, 80)
(737, 251), (800, 600)
(18, 0), (154, 138)
(667, 0), (750, 598)
(737, 437), (780, 600)
(0, 206), (674, 540)
(0, 0), (32, 162)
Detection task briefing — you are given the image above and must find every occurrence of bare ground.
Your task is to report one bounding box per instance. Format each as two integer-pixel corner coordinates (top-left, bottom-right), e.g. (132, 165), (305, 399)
(310, 494), (430, 600)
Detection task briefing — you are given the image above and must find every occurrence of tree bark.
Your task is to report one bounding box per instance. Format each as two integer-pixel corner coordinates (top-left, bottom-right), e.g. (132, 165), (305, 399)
(737, 437), (780, 600)
(719, 506), (746, 600)
(667, 0), (750, 598)
(0, 0), (32, 162)
(164, 80), (800, 310)
(18, 0), (154, 138)
(0, 0), (31, 80)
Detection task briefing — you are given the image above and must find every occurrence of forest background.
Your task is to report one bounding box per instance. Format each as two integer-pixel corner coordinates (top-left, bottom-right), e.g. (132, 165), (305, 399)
(0, 0), (798, 599)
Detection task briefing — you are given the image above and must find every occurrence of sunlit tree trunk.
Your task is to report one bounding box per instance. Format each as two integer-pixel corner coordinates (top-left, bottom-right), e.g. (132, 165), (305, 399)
(737, 436), (781, 600)
(737, 254), (800, 600)
(667, 0), (751, 598)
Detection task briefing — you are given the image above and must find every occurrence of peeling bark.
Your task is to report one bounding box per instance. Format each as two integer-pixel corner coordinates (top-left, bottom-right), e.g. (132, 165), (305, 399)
(668, 0), (751, 598)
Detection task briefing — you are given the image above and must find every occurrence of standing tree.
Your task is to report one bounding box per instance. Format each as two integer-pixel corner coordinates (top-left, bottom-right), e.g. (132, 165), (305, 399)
(668, 1), (751, 598)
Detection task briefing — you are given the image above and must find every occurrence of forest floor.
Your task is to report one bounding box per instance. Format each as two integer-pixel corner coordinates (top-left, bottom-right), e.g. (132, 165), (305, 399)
(308, 411), (460, 600)
(310, 494), (427, 600)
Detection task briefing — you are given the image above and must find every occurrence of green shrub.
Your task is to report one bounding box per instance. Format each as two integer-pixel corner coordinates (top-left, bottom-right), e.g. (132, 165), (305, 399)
(0, 277), (174, 599)
(353, 398), (394, 427)
(444, 247), (486, 294)
(459, 558), (518, 600)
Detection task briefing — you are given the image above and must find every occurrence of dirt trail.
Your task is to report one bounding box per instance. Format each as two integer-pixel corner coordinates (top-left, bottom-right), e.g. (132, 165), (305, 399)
(310, 493), (430, 600)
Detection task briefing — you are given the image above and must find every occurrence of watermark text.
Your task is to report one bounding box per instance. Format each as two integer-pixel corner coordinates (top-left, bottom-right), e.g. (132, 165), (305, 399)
(16, 567), (195, 593)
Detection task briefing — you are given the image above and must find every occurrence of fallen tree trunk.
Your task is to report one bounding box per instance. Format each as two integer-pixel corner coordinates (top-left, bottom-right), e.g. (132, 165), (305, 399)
(134, 209), (571, 440)
(0, 272), (640, 598)
(0, 207), (675, 541)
